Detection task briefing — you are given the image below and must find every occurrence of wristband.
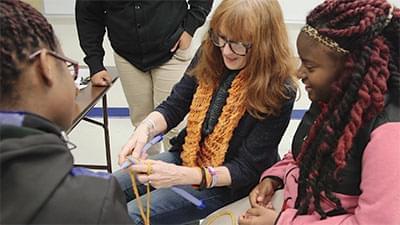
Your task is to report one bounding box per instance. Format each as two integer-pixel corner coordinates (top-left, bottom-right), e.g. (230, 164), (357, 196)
(199, 167), (208, 190)
(204, 168), (212, 188)
(207, 166), (218, 188)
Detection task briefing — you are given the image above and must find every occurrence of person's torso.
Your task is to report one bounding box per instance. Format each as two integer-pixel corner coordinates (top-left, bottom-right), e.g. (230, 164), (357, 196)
(30, 171), (118, 224)
(103, 1), (188, 70)
(0, 112), (123, 224)
(291, 97), (400, 196)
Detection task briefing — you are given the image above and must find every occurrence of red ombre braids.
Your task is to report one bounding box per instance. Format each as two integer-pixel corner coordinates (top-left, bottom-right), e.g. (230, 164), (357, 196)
(295, 0), (400, 218)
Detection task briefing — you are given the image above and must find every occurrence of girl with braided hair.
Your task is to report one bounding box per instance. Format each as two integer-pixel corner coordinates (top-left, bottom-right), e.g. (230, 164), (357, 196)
(114, 0), (297, 224)
(0, 0), (132, 223)
(240, 0), (400, 224)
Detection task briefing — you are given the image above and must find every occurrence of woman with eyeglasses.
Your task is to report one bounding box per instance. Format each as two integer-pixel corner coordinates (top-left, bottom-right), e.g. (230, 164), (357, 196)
(0, 0), (133, 224)
(115, 0), (297, 224)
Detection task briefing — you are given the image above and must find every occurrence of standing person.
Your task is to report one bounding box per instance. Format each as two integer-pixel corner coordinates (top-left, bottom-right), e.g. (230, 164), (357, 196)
(75, 0), (213, 153)
(239, 0), (400, 224)
(0, 1), (133, 224)
(115, 0), (297, 224)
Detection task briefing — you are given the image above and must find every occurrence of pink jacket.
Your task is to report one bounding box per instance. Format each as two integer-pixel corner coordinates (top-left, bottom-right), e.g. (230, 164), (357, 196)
(261, 123), (400, 225)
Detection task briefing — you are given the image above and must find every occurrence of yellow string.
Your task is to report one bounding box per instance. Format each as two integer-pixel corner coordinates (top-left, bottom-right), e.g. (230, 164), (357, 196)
(204, 210), (237, 225)
(146, 163), (152, 224)
(147, 183), (151, 224)
(128, 163), (152, 225)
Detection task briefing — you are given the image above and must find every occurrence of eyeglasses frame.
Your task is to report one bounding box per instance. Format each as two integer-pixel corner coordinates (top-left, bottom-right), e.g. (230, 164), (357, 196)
(29, 49), (79, 81)
(209, 29), (252, 56)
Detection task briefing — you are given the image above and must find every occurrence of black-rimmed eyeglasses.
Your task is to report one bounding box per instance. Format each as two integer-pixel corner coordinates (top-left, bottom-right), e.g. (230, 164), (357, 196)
(29, 49), (79, 81)
(209, 30), (252, 56)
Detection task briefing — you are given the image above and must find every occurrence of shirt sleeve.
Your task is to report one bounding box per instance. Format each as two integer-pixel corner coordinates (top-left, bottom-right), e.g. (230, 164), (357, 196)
(260, 152), (295, 184)
(277, 122), (400, 225)
(154, 74), (197, 131)
(184, 0), (214, 36)
(75, 0), (107, 76)
(224, 97), (295, 191)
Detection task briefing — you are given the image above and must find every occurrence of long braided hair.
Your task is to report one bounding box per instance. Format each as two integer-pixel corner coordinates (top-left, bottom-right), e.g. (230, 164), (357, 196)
(0, 0), (57, 106)
(295, 0), (400, 218)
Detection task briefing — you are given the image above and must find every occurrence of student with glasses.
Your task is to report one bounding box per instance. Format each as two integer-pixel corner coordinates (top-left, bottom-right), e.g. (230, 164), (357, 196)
(0, 1), (133, 224)
(115, 0), (297, 224)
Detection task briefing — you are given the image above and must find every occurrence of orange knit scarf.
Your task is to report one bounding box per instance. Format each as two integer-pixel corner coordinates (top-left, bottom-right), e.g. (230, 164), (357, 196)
(181, 71), (247, 167)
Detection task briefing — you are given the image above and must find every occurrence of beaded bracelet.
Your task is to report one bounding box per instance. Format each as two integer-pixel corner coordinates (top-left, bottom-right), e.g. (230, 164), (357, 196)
(204, 167), (212, 188)
(199, 167), (207, 190)
(207, 166), (218, 188)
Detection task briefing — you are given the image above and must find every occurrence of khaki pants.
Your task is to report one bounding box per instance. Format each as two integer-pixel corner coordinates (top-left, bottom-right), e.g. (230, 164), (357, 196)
(114, 48), (192, 154)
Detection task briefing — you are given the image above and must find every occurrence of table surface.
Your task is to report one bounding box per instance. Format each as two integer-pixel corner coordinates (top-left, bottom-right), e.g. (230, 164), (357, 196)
(66, 67), (118, 133)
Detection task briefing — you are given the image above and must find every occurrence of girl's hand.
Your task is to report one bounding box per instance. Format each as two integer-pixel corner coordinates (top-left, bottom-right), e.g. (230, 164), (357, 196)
(239, 206), (278, 225)
(249, 178), (279, 207)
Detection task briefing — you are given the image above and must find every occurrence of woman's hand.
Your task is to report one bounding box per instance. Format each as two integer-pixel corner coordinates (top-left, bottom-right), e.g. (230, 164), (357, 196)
(118, 124), (150, 165)
(130, 159), (183, 189)
(249, 178), (279, 208)
(239, 205), (278, 225)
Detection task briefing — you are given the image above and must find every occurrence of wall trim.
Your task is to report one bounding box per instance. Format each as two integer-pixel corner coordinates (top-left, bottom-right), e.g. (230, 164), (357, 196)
(88, 107), (307, 120)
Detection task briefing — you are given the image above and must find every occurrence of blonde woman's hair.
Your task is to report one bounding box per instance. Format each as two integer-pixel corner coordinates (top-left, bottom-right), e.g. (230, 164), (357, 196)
(190, 0), (296, 118)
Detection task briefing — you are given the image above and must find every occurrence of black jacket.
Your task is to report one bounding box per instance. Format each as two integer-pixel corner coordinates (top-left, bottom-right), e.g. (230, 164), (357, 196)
(291, 89), (400, 196)
(0, 112), (133, 224)
(76, 0), (213, 74)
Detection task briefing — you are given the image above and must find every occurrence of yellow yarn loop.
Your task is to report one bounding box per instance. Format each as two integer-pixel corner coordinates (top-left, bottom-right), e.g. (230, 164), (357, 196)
(204, 210), (237, 225)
